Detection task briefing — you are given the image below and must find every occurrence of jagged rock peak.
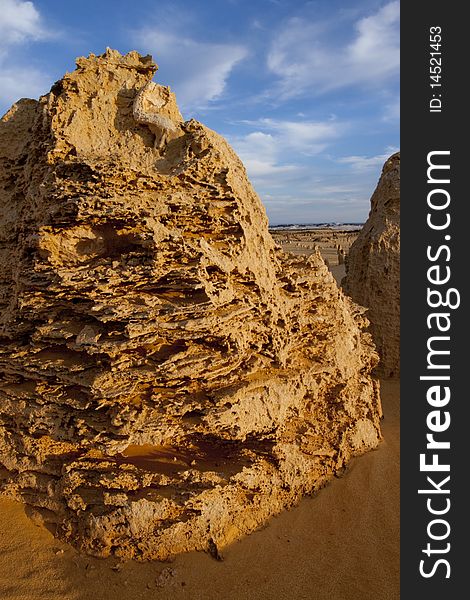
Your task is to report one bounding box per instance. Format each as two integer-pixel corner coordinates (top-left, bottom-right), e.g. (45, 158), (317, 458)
(0, 50), (382, 560)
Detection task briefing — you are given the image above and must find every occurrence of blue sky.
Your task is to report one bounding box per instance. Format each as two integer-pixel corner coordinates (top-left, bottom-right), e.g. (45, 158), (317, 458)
(0, 0), (399, 224)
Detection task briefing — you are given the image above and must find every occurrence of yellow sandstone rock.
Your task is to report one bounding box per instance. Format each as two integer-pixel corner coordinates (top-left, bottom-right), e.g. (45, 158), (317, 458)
(343, 152), (400, 378)
(0, 49), (381, 560)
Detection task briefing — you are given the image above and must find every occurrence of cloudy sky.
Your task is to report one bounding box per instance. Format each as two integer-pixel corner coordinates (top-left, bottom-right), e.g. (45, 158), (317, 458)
(0, 0), (399, 224)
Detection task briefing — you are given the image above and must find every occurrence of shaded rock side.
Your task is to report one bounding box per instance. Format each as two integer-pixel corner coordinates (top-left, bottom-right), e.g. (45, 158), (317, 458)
(0, 49), (381, 560)
(343, 153), (400, 377)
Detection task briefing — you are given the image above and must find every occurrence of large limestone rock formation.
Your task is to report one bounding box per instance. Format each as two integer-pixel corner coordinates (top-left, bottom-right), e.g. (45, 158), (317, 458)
(0, 49), (382, 560)
(343, 153), (400, 377)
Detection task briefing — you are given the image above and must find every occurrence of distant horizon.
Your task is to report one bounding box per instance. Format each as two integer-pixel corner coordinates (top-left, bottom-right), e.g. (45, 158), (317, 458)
(0, 0), (399, 223)
(268, 221), (365, 228)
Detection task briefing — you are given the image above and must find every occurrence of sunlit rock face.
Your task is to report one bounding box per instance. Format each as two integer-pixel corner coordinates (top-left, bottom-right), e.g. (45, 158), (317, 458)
(0, 49), (381, 560)
(343, 152), (400, 378)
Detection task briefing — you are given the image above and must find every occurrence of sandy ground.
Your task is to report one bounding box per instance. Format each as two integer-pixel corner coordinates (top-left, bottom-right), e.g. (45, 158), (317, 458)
(270, 228), (361, 287)
(0, 380), (399, 600)
(270, 227), (360, 260)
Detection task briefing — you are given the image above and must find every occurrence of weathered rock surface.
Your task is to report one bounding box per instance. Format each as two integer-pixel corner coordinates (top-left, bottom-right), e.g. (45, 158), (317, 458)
(343, 153), (400, 377)
(0, 49), (382, 560)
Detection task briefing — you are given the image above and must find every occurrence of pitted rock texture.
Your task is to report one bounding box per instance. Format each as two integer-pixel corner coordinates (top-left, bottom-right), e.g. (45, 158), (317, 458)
(343, 152), (400, 378)
(0, 49), (382, 560)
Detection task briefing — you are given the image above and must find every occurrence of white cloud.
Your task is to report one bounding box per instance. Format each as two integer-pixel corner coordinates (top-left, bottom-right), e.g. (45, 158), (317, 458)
(338, 147), (399, 171)
(0, 1), (51, 110)
(231, 131), (290, 178)
(225, 120), (396, 224)
(267, 1), (399, 97)
(0, 0), (44, 52)
(232, 131), (302, 179)
(230, 118), (341, 182)
(259, 118), (341, 153)
(348, 2), (400, 77)
(136, 28), (247, 111)
(0, 66), (49, 107)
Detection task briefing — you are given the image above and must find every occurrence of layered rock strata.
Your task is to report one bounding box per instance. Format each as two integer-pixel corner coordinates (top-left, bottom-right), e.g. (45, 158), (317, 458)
(343, 153), (400, 377)
(0, 49), (382, 560)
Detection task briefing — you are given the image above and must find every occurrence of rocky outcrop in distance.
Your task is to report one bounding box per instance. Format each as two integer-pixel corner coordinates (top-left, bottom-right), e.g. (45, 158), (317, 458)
(343, 153), (400, 378)
(0, 49), (382, 560)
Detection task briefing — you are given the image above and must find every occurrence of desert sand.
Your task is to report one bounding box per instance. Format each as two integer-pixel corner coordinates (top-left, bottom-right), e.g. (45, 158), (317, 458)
(0, 379), (398, 600)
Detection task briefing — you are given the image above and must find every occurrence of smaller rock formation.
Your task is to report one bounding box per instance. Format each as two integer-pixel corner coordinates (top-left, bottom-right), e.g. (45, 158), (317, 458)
(337, 246), (345, 265)
(343, 153), (400, 377)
